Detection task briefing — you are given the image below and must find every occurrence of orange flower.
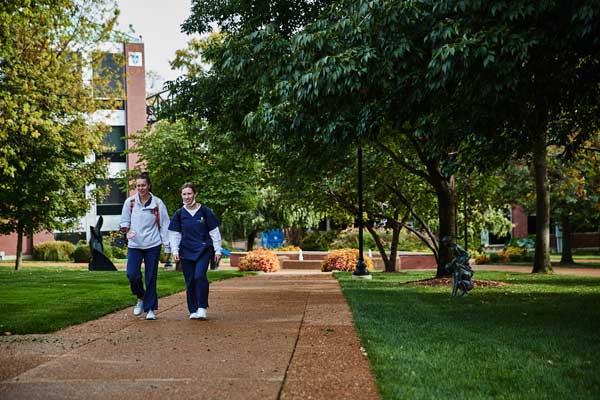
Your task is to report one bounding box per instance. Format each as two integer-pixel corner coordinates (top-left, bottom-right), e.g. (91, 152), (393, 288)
(239, 248), (281, 272)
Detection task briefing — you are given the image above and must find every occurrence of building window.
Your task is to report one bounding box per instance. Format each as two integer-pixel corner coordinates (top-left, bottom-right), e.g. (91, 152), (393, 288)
(97, 179), (126, 215)
(93, 52), (125, 99)
(96, 99), (125, 110)
(102, 126), (126, 162)
(527, 216), (537, 235)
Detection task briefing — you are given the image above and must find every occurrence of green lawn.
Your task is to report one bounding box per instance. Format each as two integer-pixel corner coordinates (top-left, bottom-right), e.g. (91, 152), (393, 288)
(481, 254), (600, 268)
(551, 254), (600, 260)
(337, 271), (600, 400)
(0, 266), (247, 334)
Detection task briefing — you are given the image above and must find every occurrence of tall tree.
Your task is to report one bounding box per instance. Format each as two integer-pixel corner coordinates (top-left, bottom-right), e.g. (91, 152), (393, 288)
(500, 138), (600, 264)
(171, 0), (599, 276)
(420, 0), (600, 272)
(0, 0), (120, 269)
(125, 119), (261, 240)
(242, 0), (600, 273)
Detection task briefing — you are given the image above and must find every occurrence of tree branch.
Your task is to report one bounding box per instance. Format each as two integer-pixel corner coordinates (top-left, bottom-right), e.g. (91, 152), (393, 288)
(385, 183), (438, 254)
(376, 142), (431, 182)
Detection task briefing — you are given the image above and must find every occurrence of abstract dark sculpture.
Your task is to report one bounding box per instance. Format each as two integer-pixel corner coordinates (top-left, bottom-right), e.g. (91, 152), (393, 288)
(89, 216), (117, 271)
(442, 236), (474, 297)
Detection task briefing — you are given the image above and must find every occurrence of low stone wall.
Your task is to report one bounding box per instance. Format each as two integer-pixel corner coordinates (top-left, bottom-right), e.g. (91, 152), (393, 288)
(399, 253), (437, 269)
(282, 260), (322, 270)
(230, 251), (437, 270)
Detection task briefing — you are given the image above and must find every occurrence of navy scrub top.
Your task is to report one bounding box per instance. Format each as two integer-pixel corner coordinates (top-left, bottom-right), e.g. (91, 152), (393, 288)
(169, 205), (220, 261)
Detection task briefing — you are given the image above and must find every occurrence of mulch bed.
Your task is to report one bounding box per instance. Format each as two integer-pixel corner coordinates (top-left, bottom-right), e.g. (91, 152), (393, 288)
(408, 277), (505, 288)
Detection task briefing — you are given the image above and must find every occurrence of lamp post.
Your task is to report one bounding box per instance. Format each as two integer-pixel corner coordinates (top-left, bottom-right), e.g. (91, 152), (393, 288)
(353, 145), (372, 280)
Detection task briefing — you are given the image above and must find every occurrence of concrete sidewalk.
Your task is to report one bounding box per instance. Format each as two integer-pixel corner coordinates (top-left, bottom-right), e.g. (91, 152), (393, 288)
(0, 273), (380, 400)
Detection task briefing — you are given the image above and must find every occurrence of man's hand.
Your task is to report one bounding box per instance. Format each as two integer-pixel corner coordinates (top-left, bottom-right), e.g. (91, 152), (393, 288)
(174, 253), (180, 262)
(214, 254), (221, 265)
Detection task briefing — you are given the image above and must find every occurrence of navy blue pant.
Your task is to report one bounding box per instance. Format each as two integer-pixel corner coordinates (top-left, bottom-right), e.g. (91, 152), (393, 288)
(126, 245), (161, 312)
(181, 250), (211, 313)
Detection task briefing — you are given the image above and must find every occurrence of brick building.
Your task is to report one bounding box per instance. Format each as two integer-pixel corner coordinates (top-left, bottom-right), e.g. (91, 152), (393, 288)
(510, 205), (599, 251)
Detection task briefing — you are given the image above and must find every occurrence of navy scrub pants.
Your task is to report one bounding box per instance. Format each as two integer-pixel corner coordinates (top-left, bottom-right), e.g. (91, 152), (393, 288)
(180, 250), (212, 313)
(126, 244), (162, 312)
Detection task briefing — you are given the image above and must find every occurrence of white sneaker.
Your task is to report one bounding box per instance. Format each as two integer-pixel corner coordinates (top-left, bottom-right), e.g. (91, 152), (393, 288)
(189, 312), (199, 320)
(197, 308), (207, 320)
(146, 310), (156, 320)
(133, 299), (143, 316)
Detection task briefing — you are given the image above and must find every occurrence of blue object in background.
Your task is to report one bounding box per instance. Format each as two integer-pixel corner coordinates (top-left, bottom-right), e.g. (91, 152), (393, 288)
(261, 229), (284, 249)
(221, 248), (231, 256)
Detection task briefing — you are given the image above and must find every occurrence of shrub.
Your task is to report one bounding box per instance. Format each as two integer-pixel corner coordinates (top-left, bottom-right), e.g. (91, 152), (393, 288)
(330, 229), (378, 250)
(321, 248), (374, 272)
(72, 243), (91, 263)
(474, 252), (490, 265)
(488, 252), (501, 263)
(501, 246), (525, 262)
(103, 244), (114, 260)
(300, 230), (339, 251)
(271, 245), (301, 251)
(239, 248), (280, 272)
(112, 245), (127, 260)
(505, 237), (535, 250)
(33, 241), (75, 261)
(398, 231), (431, 252)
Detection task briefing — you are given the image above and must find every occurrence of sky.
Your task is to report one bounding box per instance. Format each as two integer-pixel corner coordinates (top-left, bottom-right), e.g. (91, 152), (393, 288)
(116, 0), (199, 90)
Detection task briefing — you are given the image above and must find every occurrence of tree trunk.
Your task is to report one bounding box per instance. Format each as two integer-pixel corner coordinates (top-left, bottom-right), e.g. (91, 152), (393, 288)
(531, 128), (552, 273)
(389, 222), (400, 272)
(246, 229), (257, 251)
(15, 224), (24, 271)
(284, 227), (304, 246)
(559, 216), (574, 264)
(365, 218), (401, 272)
(433, 175), (457, 277)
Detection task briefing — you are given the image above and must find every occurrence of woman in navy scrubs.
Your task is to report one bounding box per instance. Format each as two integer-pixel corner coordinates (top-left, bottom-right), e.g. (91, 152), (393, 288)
(168, 182), (222, 320)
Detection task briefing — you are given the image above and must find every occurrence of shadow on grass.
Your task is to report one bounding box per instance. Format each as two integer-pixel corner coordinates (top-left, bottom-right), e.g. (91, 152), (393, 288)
(336, 271), (600, 399)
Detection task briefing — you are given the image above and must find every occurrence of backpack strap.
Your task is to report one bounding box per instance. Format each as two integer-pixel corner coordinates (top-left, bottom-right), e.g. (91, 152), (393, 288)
(200, 205), (209, 229)
(174, 207), (183, 229)
(153, 206), (160, 230)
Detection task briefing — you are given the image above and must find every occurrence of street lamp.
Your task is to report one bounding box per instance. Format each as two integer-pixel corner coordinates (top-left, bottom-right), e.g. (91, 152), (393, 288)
(353, 145), (372, 280)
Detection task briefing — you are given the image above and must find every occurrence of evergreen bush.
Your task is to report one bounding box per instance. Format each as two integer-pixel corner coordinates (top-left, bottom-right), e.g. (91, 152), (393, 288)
(33, 241), (75, 261)
(72, 243), (91, 263)
(300, 230), (338, 251)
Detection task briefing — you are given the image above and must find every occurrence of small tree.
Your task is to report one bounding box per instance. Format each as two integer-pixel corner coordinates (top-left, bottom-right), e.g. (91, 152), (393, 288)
(125, 119), (262, 239)
(0, 0), (119, 269)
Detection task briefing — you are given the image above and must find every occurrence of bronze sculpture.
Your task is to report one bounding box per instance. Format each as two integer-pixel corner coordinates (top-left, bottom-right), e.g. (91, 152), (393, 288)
(89, 216), (117, 271)
(442, 236), (474, 297)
